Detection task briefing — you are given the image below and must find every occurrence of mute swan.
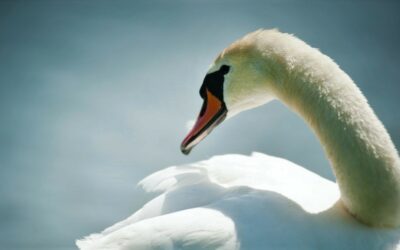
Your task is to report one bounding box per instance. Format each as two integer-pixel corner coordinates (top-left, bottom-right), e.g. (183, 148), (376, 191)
(77, 29), (400, 249)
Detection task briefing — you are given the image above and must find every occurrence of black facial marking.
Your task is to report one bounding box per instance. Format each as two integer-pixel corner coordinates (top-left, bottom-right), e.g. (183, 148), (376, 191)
(199, 65), (230, 101)
(199, 98), (207, 117)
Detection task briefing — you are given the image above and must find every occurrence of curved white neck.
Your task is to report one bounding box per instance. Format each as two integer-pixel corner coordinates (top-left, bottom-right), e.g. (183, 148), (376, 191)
(260, 34), (400, 227)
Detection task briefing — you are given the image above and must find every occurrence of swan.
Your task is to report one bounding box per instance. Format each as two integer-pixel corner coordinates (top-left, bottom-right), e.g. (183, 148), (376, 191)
(77, 29), (400, 249)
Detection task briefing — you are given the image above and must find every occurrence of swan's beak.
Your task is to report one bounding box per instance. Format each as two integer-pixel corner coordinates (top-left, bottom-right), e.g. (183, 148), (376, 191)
(181, 90), (227, 155)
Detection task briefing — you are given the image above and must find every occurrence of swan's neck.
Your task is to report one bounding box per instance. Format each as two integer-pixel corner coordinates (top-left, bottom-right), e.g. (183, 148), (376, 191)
(265, 40), (400, 227)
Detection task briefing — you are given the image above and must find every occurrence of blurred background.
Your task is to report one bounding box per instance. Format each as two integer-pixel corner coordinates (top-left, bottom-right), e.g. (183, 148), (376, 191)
(0, 0), (399, 249)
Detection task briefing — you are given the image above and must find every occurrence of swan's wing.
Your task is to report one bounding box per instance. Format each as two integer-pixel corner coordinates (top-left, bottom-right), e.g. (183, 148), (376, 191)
(89, 153), (339, 236)
(137, 152), (339, 213)
(77, 153), (400, 250)
(76, 207), (238, 250)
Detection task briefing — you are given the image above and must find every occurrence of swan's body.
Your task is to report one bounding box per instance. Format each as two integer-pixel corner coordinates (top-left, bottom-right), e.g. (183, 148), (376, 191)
(77, 29), (400, 249)
(77, 153), (400, 249)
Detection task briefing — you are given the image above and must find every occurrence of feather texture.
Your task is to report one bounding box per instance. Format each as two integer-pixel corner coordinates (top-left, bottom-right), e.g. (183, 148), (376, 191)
(77, 153), (400, 249)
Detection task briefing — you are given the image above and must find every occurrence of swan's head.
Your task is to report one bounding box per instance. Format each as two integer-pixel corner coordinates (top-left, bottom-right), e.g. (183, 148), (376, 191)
(181, 31), (276, 154)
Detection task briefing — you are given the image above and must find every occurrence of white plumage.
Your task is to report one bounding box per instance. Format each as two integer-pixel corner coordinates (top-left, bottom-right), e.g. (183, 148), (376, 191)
(77, 29), (400, 249)
(77, 153), (400, 249)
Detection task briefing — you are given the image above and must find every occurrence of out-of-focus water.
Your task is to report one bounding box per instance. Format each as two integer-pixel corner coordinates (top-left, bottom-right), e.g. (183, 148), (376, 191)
(0, 0), (399, 249)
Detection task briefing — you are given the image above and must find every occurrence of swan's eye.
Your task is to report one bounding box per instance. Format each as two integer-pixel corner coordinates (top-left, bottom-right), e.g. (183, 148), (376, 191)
(220, 65), (230, 74)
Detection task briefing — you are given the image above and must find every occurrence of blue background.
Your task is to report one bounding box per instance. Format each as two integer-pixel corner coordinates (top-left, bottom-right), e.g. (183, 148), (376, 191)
(0, 0), (399, 249)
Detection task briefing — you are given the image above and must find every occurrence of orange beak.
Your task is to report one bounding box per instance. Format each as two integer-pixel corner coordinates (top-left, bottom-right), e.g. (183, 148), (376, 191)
(181, 90), (227, 155)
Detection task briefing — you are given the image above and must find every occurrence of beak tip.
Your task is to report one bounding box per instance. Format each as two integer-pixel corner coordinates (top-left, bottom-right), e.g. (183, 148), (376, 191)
(180, 144), (192, 155)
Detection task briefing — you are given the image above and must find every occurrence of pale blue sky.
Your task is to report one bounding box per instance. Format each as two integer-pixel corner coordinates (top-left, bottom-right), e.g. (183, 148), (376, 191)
(0, 0), (399, 249)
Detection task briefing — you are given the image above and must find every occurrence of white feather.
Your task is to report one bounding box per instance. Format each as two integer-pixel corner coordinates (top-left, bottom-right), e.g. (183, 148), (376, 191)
(77, 153), (400, 249)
